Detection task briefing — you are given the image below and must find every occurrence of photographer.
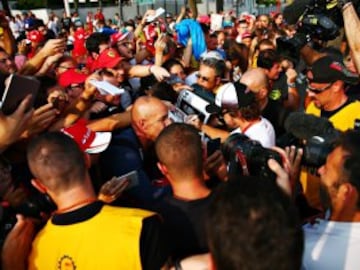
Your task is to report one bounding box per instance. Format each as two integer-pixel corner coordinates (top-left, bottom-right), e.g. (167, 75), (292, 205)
(303, 130), (360, 269)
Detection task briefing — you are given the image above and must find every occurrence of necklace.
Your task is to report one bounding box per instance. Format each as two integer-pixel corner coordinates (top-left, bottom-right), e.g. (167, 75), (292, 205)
(54, 197), (99, 215)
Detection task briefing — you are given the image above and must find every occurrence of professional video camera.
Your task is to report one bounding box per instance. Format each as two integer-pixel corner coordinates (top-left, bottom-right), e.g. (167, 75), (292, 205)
(0, 191), (56, 247)
(283, 112), (341, 169)
(168, 84), (221, 125)
(221, 133), (283, 181)
(277, 0), (357, 62)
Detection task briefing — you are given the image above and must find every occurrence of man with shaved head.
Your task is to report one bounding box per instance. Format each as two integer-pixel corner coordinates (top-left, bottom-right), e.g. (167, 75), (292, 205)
(240, 68), (290, 140)
(100, 96), (172, 208)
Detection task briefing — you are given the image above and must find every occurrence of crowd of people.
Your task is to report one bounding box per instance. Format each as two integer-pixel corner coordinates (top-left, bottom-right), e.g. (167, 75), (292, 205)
(0, 0), (360, 269)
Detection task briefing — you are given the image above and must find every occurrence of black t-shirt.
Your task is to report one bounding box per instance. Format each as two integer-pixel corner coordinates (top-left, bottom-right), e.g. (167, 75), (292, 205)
(153, 192), (214, 260)
(52, 201), (168, 270)
(262, 98), (290, 139)
(346, 83), (360, 101)
(270, 72), (289, 102)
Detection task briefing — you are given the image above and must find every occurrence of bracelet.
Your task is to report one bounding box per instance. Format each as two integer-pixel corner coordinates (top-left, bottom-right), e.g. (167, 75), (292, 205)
(287, 82), (296, 88)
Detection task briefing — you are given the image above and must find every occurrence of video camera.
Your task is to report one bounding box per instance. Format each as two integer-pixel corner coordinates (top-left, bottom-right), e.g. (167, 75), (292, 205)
(168, 85), (221, 125)
(222, 133), (283, 181)
(283, 112), (341, 170)
(277, 0), (352, 62)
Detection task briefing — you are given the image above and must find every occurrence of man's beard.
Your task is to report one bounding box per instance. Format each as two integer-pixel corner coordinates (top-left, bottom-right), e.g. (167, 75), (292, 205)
(319, 183), (333, 212)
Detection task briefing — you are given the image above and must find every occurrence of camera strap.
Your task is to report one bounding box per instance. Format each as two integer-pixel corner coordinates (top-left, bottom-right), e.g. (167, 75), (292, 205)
(235, 149), (250, 176)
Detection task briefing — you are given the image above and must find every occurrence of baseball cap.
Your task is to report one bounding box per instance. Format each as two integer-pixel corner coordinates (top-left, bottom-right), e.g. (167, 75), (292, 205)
(110, 31), (129, 45)
(200, 50), (224, 61)
(197, 15), (211, 25)
(58, 69), (88, 88)
(215, 82), (256, 111)
(308, 55), (359, 85)
(165, 12), (172, 18)
(91, 48), (122, 71)
(61, 119), (111, 154)
(27, 30), (44, 43)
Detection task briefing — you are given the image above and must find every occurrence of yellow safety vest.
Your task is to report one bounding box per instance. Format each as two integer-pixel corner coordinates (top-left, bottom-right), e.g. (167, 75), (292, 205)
(29, 205), (155, 270)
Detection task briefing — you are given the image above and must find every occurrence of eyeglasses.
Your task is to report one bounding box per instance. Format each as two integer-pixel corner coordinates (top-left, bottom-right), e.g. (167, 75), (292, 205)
(0, 57), (11, 64)
(306, 79), (333, 94)
(66, 83), (84, 92)
(196, 73), (210, 82)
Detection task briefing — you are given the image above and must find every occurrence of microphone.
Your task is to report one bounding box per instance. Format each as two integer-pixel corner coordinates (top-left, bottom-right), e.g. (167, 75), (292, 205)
(284, 112), (336, 140)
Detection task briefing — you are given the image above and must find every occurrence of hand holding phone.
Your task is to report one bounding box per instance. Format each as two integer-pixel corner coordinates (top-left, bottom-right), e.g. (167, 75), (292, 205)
(98, 171), (139, 203)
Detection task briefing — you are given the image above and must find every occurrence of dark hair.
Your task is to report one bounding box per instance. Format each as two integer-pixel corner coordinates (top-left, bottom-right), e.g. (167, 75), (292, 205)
(337, 130), (360, 208)
(149, 82), (178, 104)
(257, 49), (280, 70)
(224, 40), (249, 74)
(27, 132), (87, 193)
(162, 59), (184, 73)
(238, 102), (261, 121)
(200, 57), (226, 78)
(155, 123), (203, 177)
(85, 32), (110, 54)
(207, 178), (303, 270)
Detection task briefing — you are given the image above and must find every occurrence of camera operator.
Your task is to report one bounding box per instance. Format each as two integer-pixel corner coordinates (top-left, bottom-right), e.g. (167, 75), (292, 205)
(303, 129), (360, 269)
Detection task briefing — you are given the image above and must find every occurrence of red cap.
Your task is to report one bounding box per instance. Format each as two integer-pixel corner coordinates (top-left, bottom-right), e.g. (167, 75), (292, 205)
(197, 15), (211, 25)
(58, 68), (88, 88)
(61, 119), (111, 154)
(27, 30), (44, 43)
(110, 31), (129, 45)
(91, 48), (122, 71)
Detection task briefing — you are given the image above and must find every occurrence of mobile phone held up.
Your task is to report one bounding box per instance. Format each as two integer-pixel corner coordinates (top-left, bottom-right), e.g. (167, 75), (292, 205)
(0, 74), (40, 115)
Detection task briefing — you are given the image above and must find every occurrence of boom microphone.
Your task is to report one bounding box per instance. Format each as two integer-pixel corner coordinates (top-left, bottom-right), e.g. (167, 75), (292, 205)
(284, 112), (337, 140)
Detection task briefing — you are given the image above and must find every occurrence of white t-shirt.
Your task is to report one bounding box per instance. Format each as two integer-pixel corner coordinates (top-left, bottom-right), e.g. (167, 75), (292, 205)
(231, 117), (275, 148)
(303, 219), (360, 270)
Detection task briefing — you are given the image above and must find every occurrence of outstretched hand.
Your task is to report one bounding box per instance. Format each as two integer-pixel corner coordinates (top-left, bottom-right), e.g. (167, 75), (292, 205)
(2, 215), (37, 270)
(0, 95), (33, 152)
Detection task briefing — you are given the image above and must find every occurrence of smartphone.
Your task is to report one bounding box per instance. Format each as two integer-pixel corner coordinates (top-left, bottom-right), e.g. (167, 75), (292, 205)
(89, 79), (125, 96)
(0, 74), (40, 115)
(207, 138), (221, 157)
(146, 7), (165, 22)
(115, 170), (139, 190)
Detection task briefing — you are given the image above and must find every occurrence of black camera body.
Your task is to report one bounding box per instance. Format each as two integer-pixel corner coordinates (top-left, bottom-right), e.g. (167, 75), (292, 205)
(222, 133), (283, 181)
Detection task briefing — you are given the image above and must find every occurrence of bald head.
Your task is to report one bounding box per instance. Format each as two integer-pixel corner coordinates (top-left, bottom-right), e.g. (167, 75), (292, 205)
(131, 96), (171, 142)
(240, 68), (269, 94)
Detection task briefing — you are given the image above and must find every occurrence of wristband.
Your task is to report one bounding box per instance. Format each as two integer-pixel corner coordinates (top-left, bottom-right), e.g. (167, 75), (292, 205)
(287, 82), (296, 88)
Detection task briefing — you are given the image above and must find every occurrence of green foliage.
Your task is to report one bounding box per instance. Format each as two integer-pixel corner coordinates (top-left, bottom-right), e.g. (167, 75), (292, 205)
(256, 0), (277, 6)
(16, 0), (47, 9)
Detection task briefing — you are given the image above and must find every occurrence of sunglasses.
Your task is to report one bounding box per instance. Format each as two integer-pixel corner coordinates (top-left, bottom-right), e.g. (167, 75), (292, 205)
(306, 79), (333, 94)
(196, 73), (210, 82)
